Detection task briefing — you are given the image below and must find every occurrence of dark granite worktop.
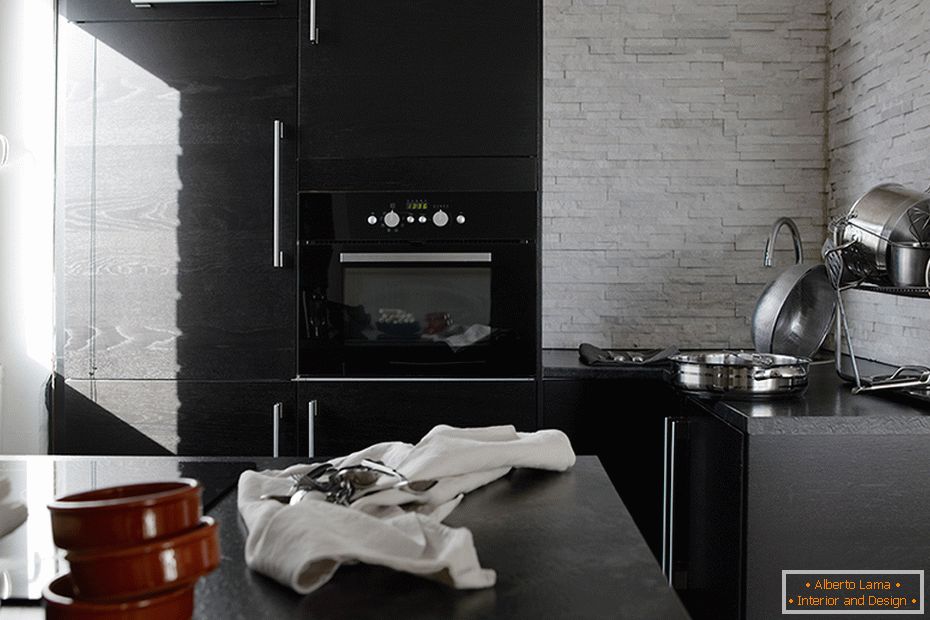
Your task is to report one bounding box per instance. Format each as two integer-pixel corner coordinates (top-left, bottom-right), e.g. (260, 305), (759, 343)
(544, 348), (930, 435)
(697, 361), (930, 435)
(0, 456), (688, 619)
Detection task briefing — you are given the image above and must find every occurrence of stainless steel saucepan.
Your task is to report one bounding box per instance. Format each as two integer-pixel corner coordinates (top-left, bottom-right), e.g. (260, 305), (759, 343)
(836, 183), (930, 280)
(668, 351), (810, 398)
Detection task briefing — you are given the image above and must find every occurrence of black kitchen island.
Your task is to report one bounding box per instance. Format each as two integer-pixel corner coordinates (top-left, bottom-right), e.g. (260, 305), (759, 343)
(0, 455), (687, 619)
(679, 362), (930, 619)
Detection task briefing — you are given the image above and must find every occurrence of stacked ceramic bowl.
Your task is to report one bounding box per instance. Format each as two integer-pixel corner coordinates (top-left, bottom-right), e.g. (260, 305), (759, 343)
(43, 479), (220, 619)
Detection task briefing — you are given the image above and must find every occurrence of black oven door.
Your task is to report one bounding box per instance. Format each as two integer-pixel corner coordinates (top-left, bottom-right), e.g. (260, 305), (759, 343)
(299, 243), (536, 377)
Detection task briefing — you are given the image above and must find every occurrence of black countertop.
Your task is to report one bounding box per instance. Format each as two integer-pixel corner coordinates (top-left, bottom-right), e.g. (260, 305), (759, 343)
(0, 456), (688, 620)
(544, 348), (930, 435)
(696, 361), (930, 435)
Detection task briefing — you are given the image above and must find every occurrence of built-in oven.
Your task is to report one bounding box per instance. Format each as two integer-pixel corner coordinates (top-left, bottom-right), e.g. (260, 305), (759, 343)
(298, 191), (537, 377)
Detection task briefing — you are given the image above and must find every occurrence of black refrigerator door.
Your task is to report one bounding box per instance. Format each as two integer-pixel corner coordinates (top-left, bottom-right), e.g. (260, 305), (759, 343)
(60, 0), (298, 22)
(57, 18), (298, 380)
(299, 0), (540, 161)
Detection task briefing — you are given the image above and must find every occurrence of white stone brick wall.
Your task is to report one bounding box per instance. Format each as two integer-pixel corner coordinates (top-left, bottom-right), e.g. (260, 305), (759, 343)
(543, 0), (829, 349)
(828, 0), (930, 366)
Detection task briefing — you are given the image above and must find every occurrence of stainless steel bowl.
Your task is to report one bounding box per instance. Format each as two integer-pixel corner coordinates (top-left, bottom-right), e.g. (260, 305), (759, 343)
(751, 263), (836, 358)
(669, 351), (810, 399)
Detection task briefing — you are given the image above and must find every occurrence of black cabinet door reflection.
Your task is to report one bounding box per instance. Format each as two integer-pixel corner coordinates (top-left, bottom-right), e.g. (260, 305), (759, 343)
(56, 379), (298, 457)
(57, 18), (297, 380)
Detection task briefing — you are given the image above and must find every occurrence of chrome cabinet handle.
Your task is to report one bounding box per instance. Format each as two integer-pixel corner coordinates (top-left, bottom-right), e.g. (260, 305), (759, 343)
(661, 417), (678, 584)
(272, 402), (283, 457)
(307, 400), (317, 458)
(339, 252), (492, 264)
(273, 120), (285, 268)
(309, 0), (319, 44)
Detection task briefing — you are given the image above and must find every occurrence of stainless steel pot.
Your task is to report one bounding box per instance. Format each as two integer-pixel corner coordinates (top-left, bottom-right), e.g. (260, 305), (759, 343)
(837, 184), (930, 279)
(889, 242), (930, 287)
(751, 263), (836, 358)
(669, 351), (810, 398)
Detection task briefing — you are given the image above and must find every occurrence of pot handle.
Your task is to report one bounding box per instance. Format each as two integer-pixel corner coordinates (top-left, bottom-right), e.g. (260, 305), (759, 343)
(753, 366), (807, 380)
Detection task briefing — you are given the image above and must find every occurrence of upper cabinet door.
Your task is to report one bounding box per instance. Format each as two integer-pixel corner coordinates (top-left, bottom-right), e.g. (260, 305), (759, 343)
(299, 0), (540, 160)
(57, 17), (298, 380)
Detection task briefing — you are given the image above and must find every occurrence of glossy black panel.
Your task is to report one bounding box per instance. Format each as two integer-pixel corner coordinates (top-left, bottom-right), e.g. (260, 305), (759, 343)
(55, 379), (298, 456)
(298, 242), (536, 377)
(300, 191), (536, 241)
(298, 156), (539, 192)
(57, 18), (297, 380)
(61, 0), (298, 22)
(299, 0), (540, 160)
(298, 381), (536, 456)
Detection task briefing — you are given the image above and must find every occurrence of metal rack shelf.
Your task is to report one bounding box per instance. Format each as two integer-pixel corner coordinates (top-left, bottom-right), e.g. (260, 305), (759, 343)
(826, 252), (930, 398)
(852, 283), (930, 298)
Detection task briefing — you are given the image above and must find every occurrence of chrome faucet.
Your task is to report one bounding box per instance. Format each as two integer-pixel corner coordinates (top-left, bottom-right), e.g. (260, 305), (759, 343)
(763, 217), (803, 267)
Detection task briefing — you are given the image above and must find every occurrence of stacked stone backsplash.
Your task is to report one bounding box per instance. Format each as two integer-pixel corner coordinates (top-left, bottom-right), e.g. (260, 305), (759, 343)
(828, 0), (930, 367)
(542, 0), (829, 349)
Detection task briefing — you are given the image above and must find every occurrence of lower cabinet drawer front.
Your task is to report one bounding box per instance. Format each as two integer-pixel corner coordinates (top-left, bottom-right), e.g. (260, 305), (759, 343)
(298, 381), (537, 457)
(55, 379), (297, 456)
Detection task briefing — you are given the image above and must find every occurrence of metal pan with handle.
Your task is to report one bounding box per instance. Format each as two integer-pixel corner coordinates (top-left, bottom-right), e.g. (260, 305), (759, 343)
(668, 351), (810, 399)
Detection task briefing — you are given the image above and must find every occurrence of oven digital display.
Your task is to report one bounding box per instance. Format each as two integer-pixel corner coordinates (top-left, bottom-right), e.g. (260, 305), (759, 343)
(406, 200), (429, 210)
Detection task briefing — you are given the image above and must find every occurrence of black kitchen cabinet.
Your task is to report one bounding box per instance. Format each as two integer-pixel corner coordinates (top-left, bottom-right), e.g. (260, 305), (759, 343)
(542, 377), (677, 560)
(60, 0), (298, 22)
(669, 401), (930, 620)
(297, 381), (537, 457)
(663, 412), (743, 620)
(298, 0), (540, 184)
(54, 379), (298, 457)
(56, 15), (298, 381)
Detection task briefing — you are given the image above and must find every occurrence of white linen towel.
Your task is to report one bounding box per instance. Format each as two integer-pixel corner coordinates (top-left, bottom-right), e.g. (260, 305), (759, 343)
(238, 424), (575, 594)
(0, 476), (27, 539)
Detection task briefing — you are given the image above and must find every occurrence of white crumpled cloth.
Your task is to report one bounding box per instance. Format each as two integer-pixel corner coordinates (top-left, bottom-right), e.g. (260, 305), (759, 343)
(0, 476), (27, 539)
(237, 425), (575, 593)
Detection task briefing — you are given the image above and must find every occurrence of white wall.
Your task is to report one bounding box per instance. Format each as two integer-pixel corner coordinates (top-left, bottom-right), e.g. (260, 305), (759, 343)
(0, 0), (57, 453)
(543, 0), (829, 349)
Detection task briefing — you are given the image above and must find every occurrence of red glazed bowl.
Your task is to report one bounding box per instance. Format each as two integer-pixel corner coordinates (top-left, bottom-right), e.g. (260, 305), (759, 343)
(48, 479), (202, 551)
(67, 516), (220, 600)
(44, 573), (194, 620)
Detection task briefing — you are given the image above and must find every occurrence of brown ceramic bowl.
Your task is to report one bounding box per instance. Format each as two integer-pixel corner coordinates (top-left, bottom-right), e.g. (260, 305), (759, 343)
(67, 516), (220, 600)
(48, 479), (202, 551)
(44, 573), (194, 620)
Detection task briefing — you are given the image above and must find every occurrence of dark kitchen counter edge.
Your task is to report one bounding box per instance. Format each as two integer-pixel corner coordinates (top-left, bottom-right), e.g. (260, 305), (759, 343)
(690, 362), (930, 436)
(544, 349), (930, 435)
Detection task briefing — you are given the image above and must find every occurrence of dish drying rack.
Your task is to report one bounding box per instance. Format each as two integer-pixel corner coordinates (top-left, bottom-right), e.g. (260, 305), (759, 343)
(824, 218), (930, 398)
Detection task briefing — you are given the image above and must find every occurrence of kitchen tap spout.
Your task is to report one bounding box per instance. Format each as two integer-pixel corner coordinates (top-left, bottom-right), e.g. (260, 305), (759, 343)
(763, 217), (803, 267)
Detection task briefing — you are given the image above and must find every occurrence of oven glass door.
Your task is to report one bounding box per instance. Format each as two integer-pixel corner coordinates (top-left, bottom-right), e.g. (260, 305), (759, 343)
(299, 244), (535, 377)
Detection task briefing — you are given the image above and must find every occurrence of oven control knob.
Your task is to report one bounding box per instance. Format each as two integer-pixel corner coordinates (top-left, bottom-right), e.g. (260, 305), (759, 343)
(456, 214), (466, 225)
(383, 211), (400, 228)
(432, 210), (449, 227)
(407, 215), (415, 224)
(418, 216), (428, 224)
(367, 215), (378, 225)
